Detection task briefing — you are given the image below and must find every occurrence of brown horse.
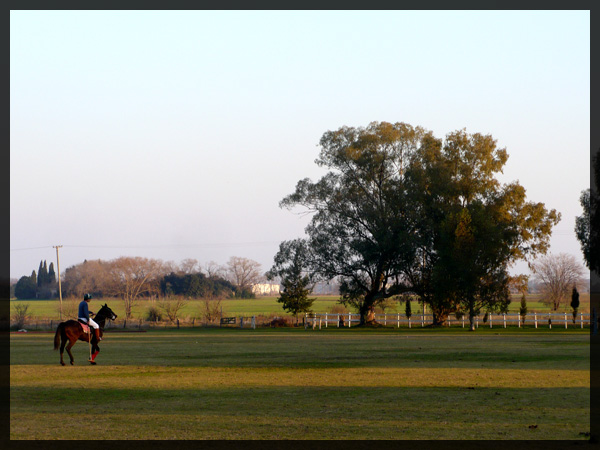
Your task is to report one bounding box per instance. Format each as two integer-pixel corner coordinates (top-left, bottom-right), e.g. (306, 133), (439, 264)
(53, 303), (117, 366)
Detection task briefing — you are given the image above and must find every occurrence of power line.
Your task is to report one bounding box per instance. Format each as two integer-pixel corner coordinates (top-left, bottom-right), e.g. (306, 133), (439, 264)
(63, 242), (279, 249)
(10, 242), (280, 251)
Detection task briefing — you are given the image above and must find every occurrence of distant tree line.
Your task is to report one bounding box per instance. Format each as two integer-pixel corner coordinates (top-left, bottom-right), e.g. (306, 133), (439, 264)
(14, 260), (57, 300)
(12, 254), (274, 322)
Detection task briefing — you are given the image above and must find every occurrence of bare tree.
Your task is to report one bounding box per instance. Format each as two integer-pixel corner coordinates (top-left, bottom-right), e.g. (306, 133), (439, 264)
(158, 295), (188, 323)
(201, 297), (223, 325)
(103, 257), (169, 320)
(12, 303), (31, 329)
(225, 256), (263, 292)
(204, 261), (226, 279)
(530, 253), (586, 311)
(178, 258), (200, 274)
(57, 296), (80, 320)
(62, 259), (109, 298)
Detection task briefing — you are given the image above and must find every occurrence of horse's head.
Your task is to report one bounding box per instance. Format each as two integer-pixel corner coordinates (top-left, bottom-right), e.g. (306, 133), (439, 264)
(98, 303), (118, 321)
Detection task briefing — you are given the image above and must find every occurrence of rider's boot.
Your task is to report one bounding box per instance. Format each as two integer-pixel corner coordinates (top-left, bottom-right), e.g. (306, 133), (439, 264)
(94, 328), (102, 342)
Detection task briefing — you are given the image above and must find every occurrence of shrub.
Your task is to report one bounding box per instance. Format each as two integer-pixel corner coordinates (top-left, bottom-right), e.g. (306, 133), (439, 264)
(57, 297), (79, 320)
(12, 303), (31, 329)
(158, 296), (187, 323)
(269, 317), (290, 327)
(201, 297), (223, 324)
(146, 305), (163, 322)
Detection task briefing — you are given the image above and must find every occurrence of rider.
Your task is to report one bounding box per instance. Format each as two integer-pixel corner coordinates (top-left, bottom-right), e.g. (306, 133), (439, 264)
(78, 293), (102, 342)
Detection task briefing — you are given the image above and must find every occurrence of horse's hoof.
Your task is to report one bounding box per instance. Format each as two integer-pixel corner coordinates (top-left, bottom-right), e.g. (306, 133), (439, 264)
(70, 361), (74, 365)
(89, 360), (96, 365)
(60, 362), (65, 366)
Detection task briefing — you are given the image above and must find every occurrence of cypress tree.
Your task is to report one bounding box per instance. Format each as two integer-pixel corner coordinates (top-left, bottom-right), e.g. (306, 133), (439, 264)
(30, 270), (37, 286)
(48, 262), (56, 284)
(571, 286), (580, 323)
(405, 297), (412, 319)
(42, 260), (48, 285)
(519, 293), (528, 324)
(38, 261), (44, 287)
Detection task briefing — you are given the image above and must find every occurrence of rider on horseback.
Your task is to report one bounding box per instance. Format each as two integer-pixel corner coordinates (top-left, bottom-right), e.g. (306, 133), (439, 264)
(78, 293), (102, 342)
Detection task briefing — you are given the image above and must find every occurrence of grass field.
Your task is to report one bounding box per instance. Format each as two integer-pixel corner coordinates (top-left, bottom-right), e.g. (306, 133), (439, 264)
(9, 293), (592, 323)
(10, 327), (590, 440)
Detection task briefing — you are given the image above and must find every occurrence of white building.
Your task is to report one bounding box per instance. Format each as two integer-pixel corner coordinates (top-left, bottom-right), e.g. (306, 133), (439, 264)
(251, 283), (281, 296)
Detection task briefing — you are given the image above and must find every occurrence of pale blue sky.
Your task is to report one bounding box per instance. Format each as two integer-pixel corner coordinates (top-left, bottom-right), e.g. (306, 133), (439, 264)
(10, 10), (590, 279)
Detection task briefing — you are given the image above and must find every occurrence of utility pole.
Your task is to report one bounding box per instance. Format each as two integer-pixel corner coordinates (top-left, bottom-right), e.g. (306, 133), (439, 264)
(53, 245), (63, 320)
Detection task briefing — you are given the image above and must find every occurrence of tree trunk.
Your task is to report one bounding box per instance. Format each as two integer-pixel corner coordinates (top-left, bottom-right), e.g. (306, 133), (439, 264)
(432, 311), (447, 326)
(359, 301), (377, 325)
(430, 302), (450, 326)
(468, 300), (476, 331)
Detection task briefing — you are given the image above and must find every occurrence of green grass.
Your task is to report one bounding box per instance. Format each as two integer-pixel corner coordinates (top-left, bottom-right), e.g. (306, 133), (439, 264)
(10, 327), (590, 440)
(9, 293), (591, 322)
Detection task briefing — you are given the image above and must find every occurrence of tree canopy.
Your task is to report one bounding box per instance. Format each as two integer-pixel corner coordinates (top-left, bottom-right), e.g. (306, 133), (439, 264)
(576, 154), (599, 272)
(279, 121), (560, 327)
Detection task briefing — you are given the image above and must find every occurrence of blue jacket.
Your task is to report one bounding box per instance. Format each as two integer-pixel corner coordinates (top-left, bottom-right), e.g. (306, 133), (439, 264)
(78, 300), (90, 320)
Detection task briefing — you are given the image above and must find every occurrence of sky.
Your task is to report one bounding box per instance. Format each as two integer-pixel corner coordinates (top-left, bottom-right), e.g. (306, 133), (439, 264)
(10, 10), (590, 281)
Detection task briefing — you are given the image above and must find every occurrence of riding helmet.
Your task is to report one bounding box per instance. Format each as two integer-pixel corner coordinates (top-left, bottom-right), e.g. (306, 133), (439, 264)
(84, 293), (92, 300)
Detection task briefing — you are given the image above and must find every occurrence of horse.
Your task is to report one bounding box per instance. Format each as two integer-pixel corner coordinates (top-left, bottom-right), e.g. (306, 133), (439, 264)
(53, 303), (117, 366)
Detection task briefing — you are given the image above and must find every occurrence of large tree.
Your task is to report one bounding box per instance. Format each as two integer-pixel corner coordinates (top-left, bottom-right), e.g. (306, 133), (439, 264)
(14, 275), (37, 300)
(280, 122), (560, 327)
(575, 154), (599, 272)
(280, 122), (429, 324)
(267, 239), (316, 324)
(403, 129), (560, 327)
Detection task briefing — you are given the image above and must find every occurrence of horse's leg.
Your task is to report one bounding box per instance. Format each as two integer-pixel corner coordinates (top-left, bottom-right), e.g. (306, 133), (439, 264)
(59, 335), (67, 366)
(65, 338), (76, 365)
(91, 342), (100, 363)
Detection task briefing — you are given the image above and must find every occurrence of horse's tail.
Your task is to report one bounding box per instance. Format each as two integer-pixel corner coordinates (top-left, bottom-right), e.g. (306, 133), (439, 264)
(53, 322), (63, 350)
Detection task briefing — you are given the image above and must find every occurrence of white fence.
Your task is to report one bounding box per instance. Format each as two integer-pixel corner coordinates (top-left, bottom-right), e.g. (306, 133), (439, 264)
(304, 312), (592, 329)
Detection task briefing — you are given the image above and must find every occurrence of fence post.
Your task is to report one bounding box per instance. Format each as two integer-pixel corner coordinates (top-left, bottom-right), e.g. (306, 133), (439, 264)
(397, 313), (400, 328)
(581, 311), (583, 329)
(304, 313), (307, 330)
(408, 317), (411, 328)
(490, 314), (492, 328)
(252, 316), (256, 329)
(348, 312), (351, 328)
(462, 316), (464, 328)
(548, 313), (551, 329)
(564, 312), (568, 329)
(325, 313), (328, 328)
(518, 313), (521, 328)
(534, 312), (537, 329)
(421, 313), (424, 327)
(503, 314), (506, 329)
(476, 316), (479, 329)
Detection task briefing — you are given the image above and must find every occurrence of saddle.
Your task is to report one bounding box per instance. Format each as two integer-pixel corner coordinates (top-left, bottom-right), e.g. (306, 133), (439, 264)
(77, 319), (90, 334)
